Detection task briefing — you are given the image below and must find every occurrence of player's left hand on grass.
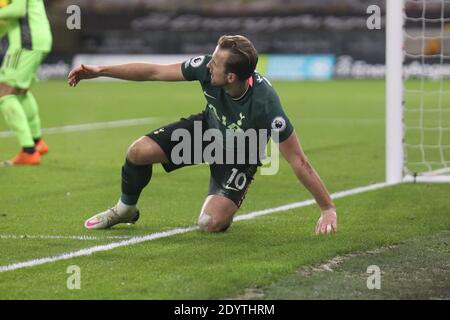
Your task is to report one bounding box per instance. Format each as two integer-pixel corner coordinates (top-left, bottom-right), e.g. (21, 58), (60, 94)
(315, 208), (337, 235)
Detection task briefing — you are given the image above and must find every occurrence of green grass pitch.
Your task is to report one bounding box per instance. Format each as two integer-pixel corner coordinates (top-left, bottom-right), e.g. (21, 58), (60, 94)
(0, 80), (449, 299)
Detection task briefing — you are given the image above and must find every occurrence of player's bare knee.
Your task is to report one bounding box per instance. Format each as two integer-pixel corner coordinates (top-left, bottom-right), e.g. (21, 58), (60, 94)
(126, 142), (142, 164)
(127, 137), (152, 165)
(198, 213), (231, 233)
(198, 213), (212, 232)
(127, 136), (166, 165)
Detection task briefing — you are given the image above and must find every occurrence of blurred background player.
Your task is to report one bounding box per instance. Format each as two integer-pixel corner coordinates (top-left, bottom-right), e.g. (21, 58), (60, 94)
(0, 0), (52, 166)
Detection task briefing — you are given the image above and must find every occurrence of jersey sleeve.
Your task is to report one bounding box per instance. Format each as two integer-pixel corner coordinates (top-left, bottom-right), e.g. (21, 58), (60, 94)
(181, 55), (211, 83)
(263, 90), (294, 143)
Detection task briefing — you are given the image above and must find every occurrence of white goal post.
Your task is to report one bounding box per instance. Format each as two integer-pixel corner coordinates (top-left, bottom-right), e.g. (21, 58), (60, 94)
(386, 0), (450, 183)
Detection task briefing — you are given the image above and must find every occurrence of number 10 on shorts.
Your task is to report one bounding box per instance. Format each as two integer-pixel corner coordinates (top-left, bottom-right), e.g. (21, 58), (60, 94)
(225, 168), (247, 191)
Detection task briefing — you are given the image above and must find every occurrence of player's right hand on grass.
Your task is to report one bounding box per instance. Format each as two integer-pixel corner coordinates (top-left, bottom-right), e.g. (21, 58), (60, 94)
(68, 64), (102, 87)
(315, 208), (337, 235)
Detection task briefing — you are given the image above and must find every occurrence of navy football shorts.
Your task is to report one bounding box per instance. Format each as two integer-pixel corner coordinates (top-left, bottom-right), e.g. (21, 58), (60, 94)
(147, 112), (258, 207)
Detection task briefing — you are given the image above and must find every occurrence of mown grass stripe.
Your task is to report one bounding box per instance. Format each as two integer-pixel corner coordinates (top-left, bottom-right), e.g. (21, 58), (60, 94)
(0, 117), (160, 138)
(0, 182), (393, 273)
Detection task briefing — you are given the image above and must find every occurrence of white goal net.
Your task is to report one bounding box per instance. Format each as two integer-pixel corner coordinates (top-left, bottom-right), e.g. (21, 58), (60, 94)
(387, 0), (450, 183)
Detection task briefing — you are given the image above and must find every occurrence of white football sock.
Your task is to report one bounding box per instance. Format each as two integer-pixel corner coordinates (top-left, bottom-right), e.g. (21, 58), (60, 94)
(116, 199), (136, 216)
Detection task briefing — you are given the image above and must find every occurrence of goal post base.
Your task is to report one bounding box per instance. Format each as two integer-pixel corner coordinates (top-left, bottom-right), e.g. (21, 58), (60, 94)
(403, 168), (450, 183)
(403, 175), (450, 183)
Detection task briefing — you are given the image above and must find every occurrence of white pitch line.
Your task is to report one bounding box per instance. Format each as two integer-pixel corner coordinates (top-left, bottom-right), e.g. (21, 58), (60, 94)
(0, 234), (133, 241)
(0, 182), (389, 243)
(234, 181), (393, 222)
(0, 117), (160, 138)
(0, 181), (395, 273)
(0, 227), (198, 273)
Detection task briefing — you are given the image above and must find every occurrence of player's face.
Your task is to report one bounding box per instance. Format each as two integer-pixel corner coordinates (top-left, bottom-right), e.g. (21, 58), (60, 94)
(207, 47), (231, 87)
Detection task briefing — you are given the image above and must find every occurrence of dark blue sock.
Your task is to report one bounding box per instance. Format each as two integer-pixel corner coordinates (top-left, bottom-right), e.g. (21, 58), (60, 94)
(22, 147), (35, 154)
(121, 158), (152, 206)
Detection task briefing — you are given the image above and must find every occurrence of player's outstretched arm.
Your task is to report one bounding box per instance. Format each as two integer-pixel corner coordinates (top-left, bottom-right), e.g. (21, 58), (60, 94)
(68, 62), (184, 87)
(279, 131), (337, 235)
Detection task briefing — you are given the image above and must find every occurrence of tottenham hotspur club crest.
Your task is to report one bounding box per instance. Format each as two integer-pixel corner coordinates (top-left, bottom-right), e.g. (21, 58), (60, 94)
(271, 116), (286, 131)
